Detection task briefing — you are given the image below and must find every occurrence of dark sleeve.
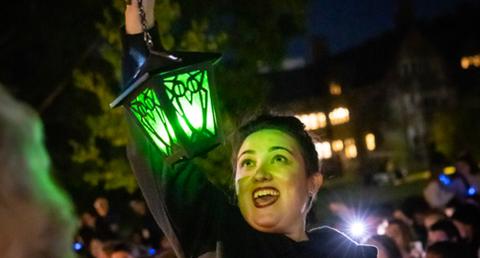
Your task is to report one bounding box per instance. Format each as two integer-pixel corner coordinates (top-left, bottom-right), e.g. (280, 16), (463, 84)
(122, 27), (229, 258)
(353, 245), (378, 258)
(120, 25), (164, 86)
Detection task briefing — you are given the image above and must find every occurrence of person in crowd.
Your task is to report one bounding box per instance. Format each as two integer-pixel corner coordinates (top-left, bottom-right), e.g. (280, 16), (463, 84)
(423, 174), (455, 209)
(423, 209), (446, 230)
(75, 211), (98, 253)
(156, 235), (177, 258)
(103, 241), (136, 258)
(393, 196), (430, 245)
(427, 219), (461, 246)
(365, 234), (402, 258)
(0, 85), (77, 258)
(400, 195), (432, 244)
(385, 219), (416, 258)
(94, 197), (120, 240)
(129, 199), (161, 248)
(90, 238), (110, 258)
(425, 241), (473, 258)
(426, 152), (480, 208)
(451, 203), (480, 257)
(450, 152), (480, 204)
(120, 1), (377, 257)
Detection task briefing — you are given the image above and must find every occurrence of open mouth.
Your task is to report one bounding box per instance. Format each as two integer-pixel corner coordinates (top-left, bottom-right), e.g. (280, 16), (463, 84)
(252, 187), (280, 208)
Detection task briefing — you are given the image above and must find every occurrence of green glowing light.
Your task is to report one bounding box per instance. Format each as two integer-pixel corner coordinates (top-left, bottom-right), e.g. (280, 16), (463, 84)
(130, 88), (177, 155)
(163, 69), (216, 141)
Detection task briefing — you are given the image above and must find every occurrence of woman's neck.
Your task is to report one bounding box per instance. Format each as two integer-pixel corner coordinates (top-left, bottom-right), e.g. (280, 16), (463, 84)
(285, 224), (309, 242)
(287, 232), (309, 242)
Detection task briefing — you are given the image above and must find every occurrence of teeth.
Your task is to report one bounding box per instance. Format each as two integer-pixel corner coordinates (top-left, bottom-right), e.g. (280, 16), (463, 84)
(253, 189), (279, 199)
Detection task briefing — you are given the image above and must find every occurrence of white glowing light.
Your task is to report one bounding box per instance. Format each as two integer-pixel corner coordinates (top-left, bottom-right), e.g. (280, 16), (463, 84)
(315, 141), (332, 160)
(461, 54), (480, 69)
(328, 107), (350, 125)
(332, 139), (344, 152)
(329, 82), (342, 95)
(365, 133), (376, 151)
(296, 112), (327, 130)
(344, 138), (357, 159)
(349, 221), (366, 238)
(377, 219), (388, 235)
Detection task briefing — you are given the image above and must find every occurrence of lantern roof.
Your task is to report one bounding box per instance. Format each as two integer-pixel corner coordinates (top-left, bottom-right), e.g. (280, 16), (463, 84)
(110, 50), (221, 108)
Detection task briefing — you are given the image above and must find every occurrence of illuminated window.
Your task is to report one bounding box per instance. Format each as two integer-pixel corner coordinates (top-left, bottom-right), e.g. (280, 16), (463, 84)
(331, 140), (344, 152)
(461, 54), (480, 69)
(365, 133), (376, 151)
(461, 57), (470, 69)
(315, 141), (332, 160)
(296, 112), (327, 130)
(329, 82), (342, 95)
(475, 55), (480, 67)
(328, 107), (350, 125)
(344, 138), (357, 159)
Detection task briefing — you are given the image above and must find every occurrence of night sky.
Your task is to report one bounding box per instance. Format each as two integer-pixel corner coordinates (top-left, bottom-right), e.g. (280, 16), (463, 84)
(289, 0), (477, 57)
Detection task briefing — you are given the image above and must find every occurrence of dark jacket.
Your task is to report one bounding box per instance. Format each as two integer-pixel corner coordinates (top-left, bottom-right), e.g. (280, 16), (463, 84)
(121, 26), (377, 258)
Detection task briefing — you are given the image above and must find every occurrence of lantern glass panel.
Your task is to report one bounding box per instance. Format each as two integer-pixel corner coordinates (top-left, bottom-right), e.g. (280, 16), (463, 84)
(163, 69), (216, 141)
(129, 87), (178, 155)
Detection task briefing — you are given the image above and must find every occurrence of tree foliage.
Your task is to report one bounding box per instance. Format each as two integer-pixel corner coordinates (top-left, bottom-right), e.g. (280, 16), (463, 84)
(70, 0), (307, 192)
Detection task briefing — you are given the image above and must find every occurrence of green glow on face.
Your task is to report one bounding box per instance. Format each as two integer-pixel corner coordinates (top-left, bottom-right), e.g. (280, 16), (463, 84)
(130, 88), (177, 155)
(163, 69), (216, 140)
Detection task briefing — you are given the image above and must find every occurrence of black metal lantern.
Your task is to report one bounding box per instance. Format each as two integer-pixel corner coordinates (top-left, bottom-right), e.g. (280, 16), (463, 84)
(110, 0), (222, 164)
(111, 50), (222, 164)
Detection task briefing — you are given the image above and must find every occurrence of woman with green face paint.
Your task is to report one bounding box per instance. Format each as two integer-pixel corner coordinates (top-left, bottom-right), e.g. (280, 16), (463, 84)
(122, 1), (377, 257)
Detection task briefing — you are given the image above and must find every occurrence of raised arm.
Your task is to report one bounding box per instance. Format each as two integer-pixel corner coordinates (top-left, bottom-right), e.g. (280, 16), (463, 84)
(125, 0), (155, 34)
(121, 1), (230, 257)
(121, 0), (160, 86)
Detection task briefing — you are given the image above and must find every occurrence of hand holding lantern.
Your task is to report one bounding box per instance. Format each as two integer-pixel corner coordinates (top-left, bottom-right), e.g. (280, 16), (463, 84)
(112, 0), (222, 165)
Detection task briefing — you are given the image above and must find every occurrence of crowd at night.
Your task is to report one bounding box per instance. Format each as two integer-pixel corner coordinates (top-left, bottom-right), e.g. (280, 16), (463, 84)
(1, 0), (480, 258)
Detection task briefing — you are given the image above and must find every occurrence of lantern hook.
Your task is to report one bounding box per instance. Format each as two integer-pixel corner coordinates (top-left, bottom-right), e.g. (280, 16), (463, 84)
(136, 0), (182, 62)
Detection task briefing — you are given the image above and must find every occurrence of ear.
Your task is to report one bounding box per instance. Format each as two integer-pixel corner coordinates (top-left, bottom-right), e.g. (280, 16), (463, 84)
(308, 172), (323, 195)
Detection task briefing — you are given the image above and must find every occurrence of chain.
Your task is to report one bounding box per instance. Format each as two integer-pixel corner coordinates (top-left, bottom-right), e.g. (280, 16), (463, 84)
(135, 0), (181, 61)
(137, 0), (154, 50)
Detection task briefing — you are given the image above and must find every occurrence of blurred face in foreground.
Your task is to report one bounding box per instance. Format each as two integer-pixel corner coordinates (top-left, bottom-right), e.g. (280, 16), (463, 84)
(235, 129), (322, 241)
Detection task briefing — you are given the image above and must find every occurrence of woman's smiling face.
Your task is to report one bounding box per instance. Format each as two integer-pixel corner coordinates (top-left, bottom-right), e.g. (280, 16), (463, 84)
(235, 129), (321, 239)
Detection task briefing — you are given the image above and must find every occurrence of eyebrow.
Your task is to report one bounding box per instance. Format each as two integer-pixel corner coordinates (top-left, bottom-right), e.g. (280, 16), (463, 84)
(269, 146), (294, 155)
(238, 146), (294, 158)
(238, 150), (254, 158)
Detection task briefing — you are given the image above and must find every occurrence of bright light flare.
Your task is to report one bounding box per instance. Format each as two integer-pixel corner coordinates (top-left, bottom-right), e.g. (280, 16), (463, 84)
(329, 82), (342, 95)
(296, 112), (327, 130)
(315, 141), (332, 160)
(73, 242), (83, 251)
(148, 248), (157, 255)
(468, 187), (477, 196)
(439, 174), (451, 186)
(344, 138), (357, 159)
(365, 133), (376, 151)
(328, 107), (350, 125)
(331, 139), (344, 152)
(377, 219), (388, 235)
(443, 166), (456, 175)
(349, 221), (366, 238)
